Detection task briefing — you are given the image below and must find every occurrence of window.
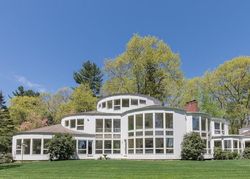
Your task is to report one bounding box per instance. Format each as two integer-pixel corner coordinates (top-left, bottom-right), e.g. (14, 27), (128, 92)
(122, 99), (129, 107)
(104, 140), (112, 154)
(201, 117), (206, 131)
(32, 139), (41, 154)
(77, 119), (84, 130)
(16, 139), (22, 155)
(131, 99), (138, 106)
(145, 113), (153, 129)
(113, 119), (121, 132)
(233, 140), (238, 148)
(192, 117), (199, 131)
(113, 140), (120, 154)
(107, 100), (112, 109)
(155, 113), (163, 128)
(155, 131), (164, 136)
(102, 102), (106, 108)
(70, 119), (76, 128)
(128, 139), (134, 148)
(214, 122), (220, 129)
(166, 131), (173, 136)
(224, 140), (231, 149)
(145, 138), (153, 148)
(95, 140), (103, 154)
(96, 119), (103, 132)
(43, 139), (50, 154)
(78, 140), (87, 154)
(145, 131), (153, 136)
(136, 114), (143, 129)
(166, 138), (174, 154)
(128, 116), (134, 130)
(23, 139), (30, 155)
(214, 141), (222, 148)
(136, 138), (143, 148)
(114, 99), (121, 110)
(165, 113), (173, 129)
(105, 119), (112, 132)
(65, 120), (69, 127)
(156, 138), (164, 154)
(139, 99), (146, 104)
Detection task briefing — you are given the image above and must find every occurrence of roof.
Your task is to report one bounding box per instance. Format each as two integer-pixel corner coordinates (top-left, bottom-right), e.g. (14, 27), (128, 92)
(241, 131), (250, 136)
(63, 111), (122, 118)
(97, 93), (162, 105)
(14, 124), (95, 137)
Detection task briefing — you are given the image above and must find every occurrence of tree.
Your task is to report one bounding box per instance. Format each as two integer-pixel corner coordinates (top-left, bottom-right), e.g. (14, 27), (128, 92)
(54, 84), (97, 123)
(181, 132), (205, 160)
(9, 96), (48, 131)
(73, 60), (103, 96)
(103, 34), (184, 104)
(0, 92), (14, 153)
(48, 133), (75, 161)
(204, 56), (250, 133)
(41, 87), (73, 124)
(12, 86), (40, 97)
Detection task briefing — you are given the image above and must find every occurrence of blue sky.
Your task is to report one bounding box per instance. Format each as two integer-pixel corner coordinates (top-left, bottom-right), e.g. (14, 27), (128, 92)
(0, 0), (250, 97)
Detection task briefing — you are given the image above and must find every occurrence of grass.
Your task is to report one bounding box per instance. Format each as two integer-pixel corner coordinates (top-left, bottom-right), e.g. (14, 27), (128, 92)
(1, 160), (250, 179)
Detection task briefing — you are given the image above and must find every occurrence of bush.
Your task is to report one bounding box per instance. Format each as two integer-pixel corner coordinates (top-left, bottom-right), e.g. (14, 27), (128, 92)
(214, 148), (239, 160)
(181, 132), (206, 160)
(48, 133), (75, 161)
(243, 147), (250, 159)
(0, 153), (13, 164)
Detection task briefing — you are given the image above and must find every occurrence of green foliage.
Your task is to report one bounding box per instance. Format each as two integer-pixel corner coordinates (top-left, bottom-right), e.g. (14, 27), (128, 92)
(48, 133), (75, 161)
(9, 96), (48, 131)
(0, 91), (7, 110)
(74, 60), (103, 96)
(242, 147), (250, 159)
(181, 132), (205, 160)
(12, 86), (40, 97)
(103, 34), (184, 104)
(0, 153), (13, 164)
(214, 148), (239, 160)
(204, 56), (250, 133)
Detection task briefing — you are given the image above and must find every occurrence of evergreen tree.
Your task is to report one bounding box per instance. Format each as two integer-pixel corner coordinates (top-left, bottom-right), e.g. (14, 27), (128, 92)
(0, 91), (7, 110)
(73, 60), (103, 96)
(12, 86), (40, 97)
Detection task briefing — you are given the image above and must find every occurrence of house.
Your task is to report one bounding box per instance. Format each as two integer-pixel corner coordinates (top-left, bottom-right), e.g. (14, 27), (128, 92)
(12, 94), (250, 160)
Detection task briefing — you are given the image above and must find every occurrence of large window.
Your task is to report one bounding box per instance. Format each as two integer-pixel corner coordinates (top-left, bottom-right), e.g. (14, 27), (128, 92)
(113, 119), (121, 132)
(96, 119), (103, 132)
(77, 119), (84, 130)
(165, 113), (173, 129)
(155, 138), (164, 154)
(136, 114), (143, 129)
(145, 113), (153, 129)
(78, 140), (87, 154)
(32, 139), (41, 154)
(128, 116), (134, 130)
(95, 140), (103, 154)
(136, 138), (143, 154)
(214, 141), (222, 148)
(43, 139), (50, 154)
(224, 140), (231, 150)
(23, 139), (30, 155)
(70, 119), (76, 128)
(105, 119), (112, 132)
(122, 99), (129, 107)
(16, 139), (22, 155)
(192, 117), (199, 131)
(113, 140), (121, 154)
(155, 113), (163, 128)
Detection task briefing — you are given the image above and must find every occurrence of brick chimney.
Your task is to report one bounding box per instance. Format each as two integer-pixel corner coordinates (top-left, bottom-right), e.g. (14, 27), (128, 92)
(184, 100), (199, 112)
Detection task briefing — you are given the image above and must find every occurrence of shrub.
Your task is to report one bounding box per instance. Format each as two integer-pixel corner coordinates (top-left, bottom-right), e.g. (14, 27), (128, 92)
(214, 148), (239, 160)
(243, 147), (250, 159)
(0, 153), (13, 164)
(48, 133), (75, 161)
(181, 132), (206, 160)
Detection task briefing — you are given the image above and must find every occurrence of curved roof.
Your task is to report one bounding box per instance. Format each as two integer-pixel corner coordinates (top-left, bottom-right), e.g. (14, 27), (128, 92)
(97, 93), (162, 105)
(14, 124), (95, 137)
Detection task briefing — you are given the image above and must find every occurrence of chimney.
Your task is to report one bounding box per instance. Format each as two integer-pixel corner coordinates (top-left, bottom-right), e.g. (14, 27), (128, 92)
(184, 100), (199, 112)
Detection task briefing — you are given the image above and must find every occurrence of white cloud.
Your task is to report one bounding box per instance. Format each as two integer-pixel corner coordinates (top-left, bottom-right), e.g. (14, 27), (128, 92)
(14, 75), (47, 93)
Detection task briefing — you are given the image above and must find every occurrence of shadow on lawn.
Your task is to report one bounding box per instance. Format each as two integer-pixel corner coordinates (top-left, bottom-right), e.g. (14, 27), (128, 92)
(0, 163), (21, 170)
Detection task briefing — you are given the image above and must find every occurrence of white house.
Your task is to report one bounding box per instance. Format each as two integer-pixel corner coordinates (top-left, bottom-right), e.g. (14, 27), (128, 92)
(12, 94), (250, 160)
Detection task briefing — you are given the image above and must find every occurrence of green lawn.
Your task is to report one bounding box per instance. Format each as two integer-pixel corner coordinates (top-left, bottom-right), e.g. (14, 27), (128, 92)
(1, 160), (250, 179)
